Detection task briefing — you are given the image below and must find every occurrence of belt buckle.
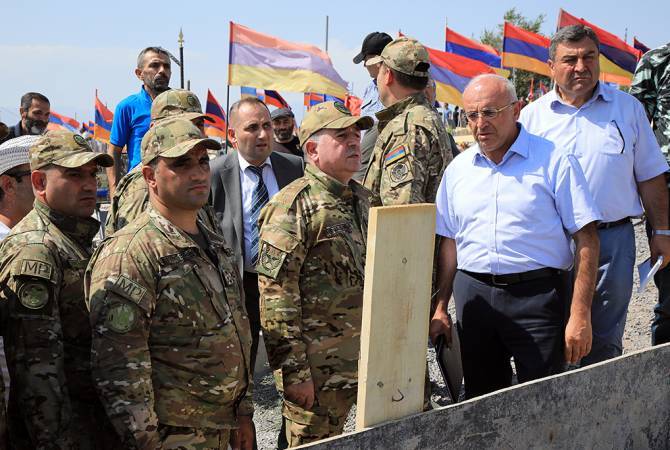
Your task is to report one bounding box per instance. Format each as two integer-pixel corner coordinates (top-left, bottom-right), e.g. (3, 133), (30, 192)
(491, 274), (509, 286)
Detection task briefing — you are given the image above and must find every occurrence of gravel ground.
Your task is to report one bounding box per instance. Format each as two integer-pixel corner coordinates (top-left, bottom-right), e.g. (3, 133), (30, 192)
(252, 223), (658, 449)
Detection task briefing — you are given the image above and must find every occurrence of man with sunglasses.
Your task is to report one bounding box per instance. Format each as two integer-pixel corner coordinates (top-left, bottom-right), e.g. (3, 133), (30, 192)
(0, 136), (38, 240)
(520, 25), (670, 366)
(430, 74), (601, 398)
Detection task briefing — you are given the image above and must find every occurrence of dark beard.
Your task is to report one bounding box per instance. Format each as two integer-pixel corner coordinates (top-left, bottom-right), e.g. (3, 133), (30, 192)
(146, 76), (170, 94)
(24, 117), (47, 135)
(274, 129), (293, 142)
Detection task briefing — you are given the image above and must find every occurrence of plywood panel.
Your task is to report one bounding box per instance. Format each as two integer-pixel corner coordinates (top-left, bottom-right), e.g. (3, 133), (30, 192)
(356, 204), (436, 430)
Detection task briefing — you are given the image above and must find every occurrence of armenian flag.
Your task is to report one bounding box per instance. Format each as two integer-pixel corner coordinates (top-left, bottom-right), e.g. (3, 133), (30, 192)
(240, 86), (260, 98)
(265, 90), (289, 109)
(558, 9), (641, 85)
(304, 93), (325, 109)
(345, 95), (362, 116)
(94, 93), (113, 144)
(427, 45), (497, 107)
(501, 22), (551, 77)
(446, 27), (502, 68)
(47, 111), (80, 133)
(204, 89), (227, 139)
(81, 120), (95, 134)
(228, 22), (348, 97)
(633, 38), (650, 56)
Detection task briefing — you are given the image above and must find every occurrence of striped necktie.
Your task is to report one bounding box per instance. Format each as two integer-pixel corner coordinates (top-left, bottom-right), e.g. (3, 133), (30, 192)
(248, 164), (269, 265)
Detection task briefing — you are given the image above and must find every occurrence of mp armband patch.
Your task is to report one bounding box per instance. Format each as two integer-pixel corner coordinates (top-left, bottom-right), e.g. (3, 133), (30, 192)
(110, 275), (147, 304)
(257, 241), (289, 280)
(18, 259), (53, 280)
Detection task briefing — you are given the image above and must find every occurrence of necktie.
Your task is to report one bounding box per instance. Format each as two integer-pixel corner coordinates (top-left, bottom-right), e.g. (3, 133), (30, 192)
(248, 165), (269, 265)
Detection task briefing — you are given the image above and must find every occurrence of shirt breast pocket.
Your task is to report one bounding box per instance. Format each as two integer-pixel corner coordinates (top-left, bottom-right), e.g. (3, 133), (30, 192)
(598, 120), (631, 155)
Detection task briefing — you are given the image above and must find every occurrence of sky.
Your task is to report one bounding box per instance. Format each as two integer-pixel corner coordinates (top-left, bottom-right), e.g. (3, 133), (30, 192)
(1, 0), (667, 126)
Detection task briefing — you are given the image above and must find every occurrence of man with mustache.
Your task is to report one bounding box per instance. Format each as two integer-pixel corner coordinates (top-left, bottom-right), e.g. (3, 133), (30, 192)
(87, 118), (254, 449)
(0, 130), (119, 448)
(107, 46), (172, 198)
(520, 25), (670, 366)
(0, 92), (50, 145)
(271, 108), (303, 159)
(257, 102), (379, 446)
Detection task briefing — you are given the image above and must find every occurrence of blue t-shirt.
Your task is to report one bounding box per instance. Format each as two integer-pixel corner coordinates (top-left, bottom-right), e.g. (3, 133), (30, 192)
(110, 86), (152, 170)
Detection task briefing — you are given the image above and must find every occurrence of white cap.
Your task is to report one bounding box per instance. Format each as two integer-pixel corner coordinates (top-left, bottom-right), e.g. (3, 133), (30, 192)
(0, 135), (38, 175)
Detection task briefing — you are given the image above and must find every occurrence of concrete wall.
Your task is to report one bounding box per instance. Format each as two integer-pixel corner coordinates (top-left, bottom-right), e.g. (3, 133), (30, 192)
(299, 343), (670, 449)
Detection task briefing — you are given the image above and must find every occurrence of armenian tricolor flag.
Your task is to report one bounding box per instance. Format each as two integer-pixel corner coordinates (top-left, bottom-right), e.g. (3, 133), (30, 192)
(228, 22), (348, 97)
(241, 86), (290, 109)
(427, 45), (497, 107)
(81, 120), (95, 134)
(446, 27), (502, 69)
(633, 38), (650, 56)
(558, 9), (641, 86)
(304, 93), (324, 109)
(204, 89), (227, 139)
(48, 111), (80, 132)
(502, 22), (551, 77)
(94, 93), (113, 144)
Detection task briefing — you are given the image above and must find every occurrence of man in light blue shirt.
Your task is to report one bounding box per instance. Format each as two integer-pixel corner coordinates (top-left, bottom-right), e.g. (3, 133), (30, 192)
(430, 74), (601, 398)
(107, 46), (172, 198)
(520, 25), (670, 365)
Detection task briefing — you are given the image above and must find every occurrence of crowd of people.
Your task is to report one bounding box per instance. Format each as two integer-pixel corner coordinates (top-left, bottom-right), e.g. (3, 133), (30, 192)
(0, 23), (667, 450)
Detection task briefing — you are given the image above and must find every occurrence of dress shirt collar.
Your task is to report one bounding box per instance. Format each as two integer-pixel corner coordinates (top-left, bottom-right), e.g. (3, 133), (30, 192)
(549, 81), (612, 110)
(237, 151), (273, 173)
(473, 123), (528, 165)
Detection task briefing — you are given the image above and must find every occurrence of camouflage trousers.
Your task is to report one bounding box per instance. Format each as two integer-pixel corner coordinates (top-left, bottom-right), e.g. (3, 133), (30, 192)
(160, 425), (231, 450)
(283, 388), (356, 448)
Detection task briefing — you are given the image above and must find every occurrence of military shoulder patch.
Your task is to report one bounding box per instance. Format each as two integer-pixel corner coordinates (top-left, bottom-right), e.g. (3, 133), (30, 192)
(18, 259), (53, 281)
(110, 275), (147, 304)
(388, 159), (412, 185)
(256, 241), (290, 280)
(17, 281), (50, 310)
(385, 145), (407, 165)
(105, 303), (138, 333)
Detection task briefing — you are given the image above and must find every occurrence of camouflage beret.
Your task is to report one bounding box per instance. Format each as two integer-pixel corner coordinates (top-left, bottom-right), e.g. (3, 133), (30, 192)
(365, 37), (430, 77)
(298, 101), (374, 147)
(151, 89), (213, 123)
(29, 130), (113, 170)
(141, 117), (221, 165)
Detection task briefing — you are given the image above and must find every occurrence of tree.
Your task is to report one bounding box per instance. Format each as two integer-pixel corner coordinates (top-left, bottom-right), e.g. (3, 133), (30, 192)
(480, 8), (551, 101)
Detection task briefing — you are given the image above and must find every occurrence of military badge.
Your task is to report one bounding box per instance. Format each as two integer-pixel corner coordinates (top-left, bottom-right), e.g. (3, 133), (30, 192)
(334, 102), (351, 115)
(257, 241), (289, 279)
(186, 95), (197, 107)
(73, 134), (87, 146)
(17, 281), (49, 310)
(106, 303), (137, 333)
(389, 161), (410, 183)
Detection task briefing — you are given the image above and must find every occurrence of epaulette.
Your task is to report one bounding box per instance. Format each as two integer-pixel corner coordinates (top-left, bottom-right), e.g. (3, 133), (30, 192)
(269, 177), (310, 210)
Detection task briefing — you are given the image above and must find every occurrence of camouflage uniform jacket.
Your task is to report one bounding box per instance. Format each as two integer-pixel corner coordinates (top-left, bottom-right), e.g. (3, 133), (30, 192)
(363, 92), (453, 205)
(631, 43), (670, 158)
(105, 166), (221, 235)
(257, 164), (380, 391)
(86, 206), (253, 449)
(0, 200), (101, 449)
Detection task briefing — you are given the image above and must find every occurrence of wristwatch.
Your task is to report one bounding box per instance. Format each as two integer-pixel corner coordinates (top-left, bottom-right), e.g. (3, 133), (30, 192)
(653, 229), (670, 236)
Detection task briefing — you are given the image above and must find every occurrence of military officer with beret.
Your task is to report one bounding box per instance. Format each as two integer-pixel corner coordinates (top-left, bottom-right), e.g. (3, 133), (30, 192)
(86, 118), (254, 449)
(0, 130), (118, 449)
(257, 102), (380, 447)
(363, 36), (454, 205)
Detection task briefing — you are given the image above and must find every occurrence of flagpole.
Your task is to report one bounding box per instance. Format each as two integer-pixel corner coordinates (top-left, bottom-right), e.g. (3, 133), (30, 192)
(178, 28), (185, 89)
(325, 15), (329, 53)
(226, 21), (233, 152)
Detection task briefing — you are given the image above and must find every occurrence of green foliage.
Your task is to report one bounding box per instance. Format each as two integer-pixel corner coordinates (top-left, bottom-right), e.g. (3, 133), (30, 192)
(480, 7), (551, 100)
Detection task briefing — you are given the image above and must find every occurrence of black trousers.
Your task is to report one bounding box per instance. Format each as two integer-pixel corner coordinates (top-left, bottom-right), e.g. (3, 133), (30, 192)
(453, 270), (570, 399)
(243, 271), (261, 372)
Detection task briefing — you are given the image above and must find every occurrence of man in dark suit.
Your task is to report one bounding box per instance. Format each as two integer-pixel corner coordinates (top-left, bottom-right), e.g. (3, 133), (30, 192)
(210, 97), (304, 372)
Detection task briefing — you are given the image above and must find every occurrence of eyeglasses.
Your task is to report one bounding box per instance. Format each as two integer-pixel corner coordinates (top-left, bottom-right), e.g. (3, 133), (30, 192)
(4, 170), (30, 182)
(465, 102), (517, 122)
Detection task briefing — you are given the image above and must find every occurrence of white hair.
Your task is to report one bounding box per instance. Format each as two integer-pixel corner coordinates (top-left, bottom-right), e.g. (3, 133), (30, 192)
(464, 74), (518, 102)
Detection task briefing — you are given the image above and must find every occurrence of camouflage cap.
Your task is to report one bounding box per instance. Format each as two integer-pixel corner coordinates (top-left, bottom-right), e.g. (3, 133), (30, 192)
(298, 101), (374, 147)
(29, 130), (114, 170)
(150, 89), (214, 123)
(365, 37), (430, 77)
(141, 117), (221, 164)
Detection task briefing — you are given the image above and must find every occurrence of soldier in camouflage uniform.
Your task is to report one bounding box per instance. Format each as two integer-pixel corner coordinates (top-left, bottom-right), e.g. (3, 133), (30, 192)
(631, 42), (670, 345)
(86, 118), (254, 449)
(0, 130), (119, 449)
(362, 37), (453, 205)
(257, 102), (380, 447)
(105, 89), (218, 236)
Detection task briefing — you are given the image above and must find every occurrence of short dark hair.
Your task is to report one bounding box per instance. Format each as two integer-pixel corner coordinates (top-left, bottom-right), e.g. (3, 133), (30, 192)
(389, 67), (429, 91)
(228, 97), (270, 127)
(549, 25), (600, 60)
(20, 92), (50, 111)
(137, 46), (171, 69)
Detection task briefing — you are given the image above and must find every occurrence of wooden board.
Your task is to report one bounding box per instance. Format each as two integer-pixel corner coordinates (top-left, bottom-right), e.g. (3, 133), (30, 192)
(356, 204), (436, 430)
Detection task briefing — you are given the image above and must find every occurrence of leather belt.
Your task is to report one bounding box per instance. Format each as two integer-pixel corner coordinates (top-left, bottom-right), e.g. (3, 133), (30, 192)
(462, 268), (561, 287)
(597, 217), (631, 230)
